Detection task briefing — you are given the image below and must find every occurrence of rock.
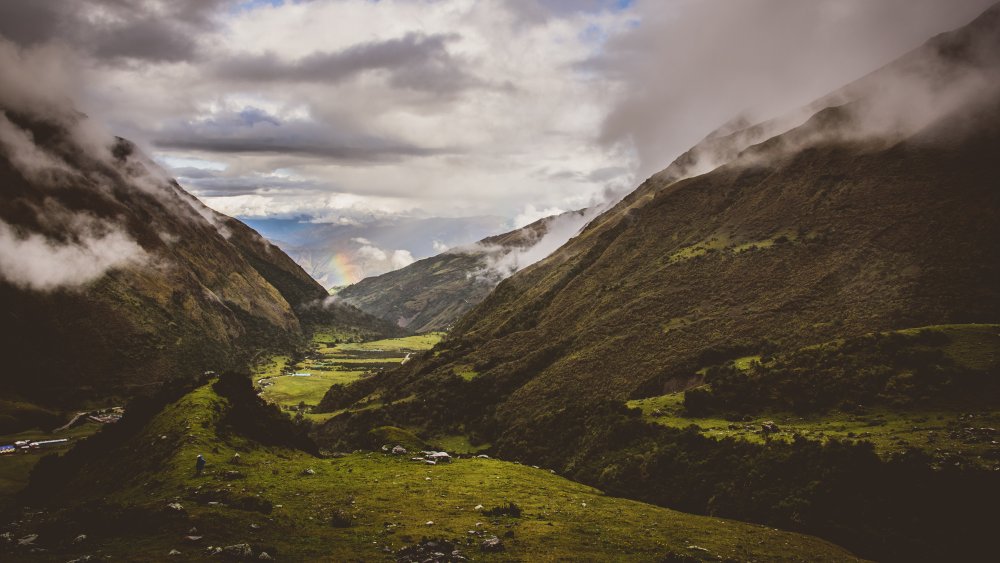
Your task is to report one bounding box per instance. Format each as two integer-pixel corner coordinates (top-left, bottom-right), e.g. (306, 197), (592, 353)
(258, 552), (273, 560)
(761, 421), (780, 434)
(381, 444), (390, 452)
(18, 534), (38, 546)
(185, 535), (203, 542)
(474, 504), (484, 511)
(421, 451), (453, 463)
(169, 549), (182, 556)
(301, 468), (316, 476)
(426, 521), (434, 526)
(410, 457), (425, 462)
(391, 445), (407, 455)
(476, 454), (489, 459)
(424, 460), (437, 465)
(206, 546), (223, 555)
(73, 534), (87, 544)
(167, 502), (184, 511)
(67, 556), (95, 563)
(480, 536), (504, 552)
(223, 543), (254, 558)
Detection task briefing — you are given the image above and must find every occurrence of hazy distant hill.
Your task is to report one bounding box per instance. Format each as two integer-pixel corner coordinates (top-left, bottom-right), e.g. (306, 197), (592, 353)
(336, 210), (592, 332)
(318, 5), (1000, 560)
(243, 215), (510, 288)
(0, 107), (401, 420)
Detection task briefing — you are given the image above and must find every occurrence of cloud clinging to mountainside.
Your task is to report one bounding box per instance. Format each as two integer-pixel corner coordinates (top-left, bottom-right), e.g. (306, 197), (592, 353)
(1, 0), (995, 287)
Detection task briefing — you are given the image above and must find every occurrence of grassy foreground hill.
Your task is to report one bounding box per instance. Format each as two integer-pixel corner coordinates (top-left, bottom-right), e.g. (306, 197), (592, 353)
(2, 374), (863, 562)
(337, 210), (591, 333)
(312, 5), (1000, 561)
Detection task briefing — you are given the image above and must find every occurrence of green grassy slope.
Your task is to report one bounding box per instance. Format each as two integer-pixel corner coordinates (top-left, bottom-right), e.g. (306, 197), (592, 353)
(313, 6), (1000, 561)
(1, 381), (863, 562)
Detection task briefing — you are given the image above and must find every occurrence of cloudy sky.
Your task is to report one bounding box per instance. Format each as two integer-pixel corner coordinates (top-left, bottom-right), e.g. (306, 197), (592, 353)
(0, 0), (994, 246)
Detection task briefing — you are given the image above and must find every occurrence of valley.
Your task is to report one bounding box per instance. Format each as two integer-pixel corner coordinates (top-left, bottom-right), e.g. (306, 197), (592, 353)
(1, 1), (999, 560)
(256, 332), (443, 422)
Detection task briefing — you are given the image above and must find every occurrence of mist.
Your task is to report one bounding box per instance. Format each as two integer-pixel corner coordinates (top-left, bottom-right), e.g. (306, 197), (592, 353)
(597, 0), (999, 181)
(0, 218), (147, 291)
(464, 207), (604, 283)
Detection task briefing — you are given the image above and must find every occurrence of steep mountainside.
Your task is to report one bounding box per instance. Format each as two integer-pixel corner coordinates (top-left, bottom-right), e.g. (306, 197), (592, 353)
(316, 5), (1000, 561)
(337, 210), (590, 332)
(0, 107), (401, 416)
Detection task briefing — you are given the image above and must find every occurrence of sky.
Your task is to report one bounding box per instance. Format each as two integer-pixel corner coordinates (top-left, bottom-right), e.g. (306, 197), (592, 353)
(0, 0), (996, 283)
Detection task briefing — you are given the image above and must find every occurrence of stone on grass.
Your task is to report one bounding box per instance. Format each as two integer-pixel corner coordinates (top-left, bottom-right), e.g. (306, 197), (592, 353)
(480, 536), (504, 552)
(223, 543), (254, 558)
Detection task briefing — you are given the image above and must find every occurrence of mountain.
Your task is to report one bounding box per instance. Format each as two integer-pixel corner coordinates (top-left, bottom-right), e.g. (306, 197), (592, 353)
(0, 105), (401, 424)
(315, 5), (1000, 561)
(243, 215), (511, 288)
(336, 209), (594, 332)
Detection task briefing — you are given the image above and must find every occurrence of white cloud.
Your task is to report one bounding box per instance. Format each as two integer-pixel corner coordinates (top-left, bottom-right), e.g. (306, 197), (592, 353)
(356, 245), (387, 262)
(390, 249), (415, 269)
(513, 204), (566, 229)
(0, 218), (148, 292)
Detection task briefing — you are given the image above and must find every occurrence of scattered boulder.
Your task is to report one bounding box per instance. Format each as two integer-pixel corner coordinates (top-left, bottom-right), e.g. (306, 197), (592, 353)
(73, 534), (87, 544)
(422, 451), (452, 463)
(761, 421), (780, 434)
(480, 536), (504, 553)
(391, 445), (407, 455)
(17, 534), (38, 546)
(222, 543), (254, 558)
(258, 552), (273, 560)
(168, 549), (182, 556)
(301, 468), (316, 476)
(166, 502), (184, 512)
(395, 538), (464, 562)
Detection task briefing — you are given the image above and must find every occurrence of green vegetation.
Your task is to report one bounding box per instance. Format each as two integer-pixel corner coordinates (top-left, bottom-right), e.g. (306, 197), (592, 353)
(0, 424), (101, 504)
(684, 325), (1000, 416)
(8, 382), (862, 562)
(256, 333), (443, 418)
(630, 392), (999, 469)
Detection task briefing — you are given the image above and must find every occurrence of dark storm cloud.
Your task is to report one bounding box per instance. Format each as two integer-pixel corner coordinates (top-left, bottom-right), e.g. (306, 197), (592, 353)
(0, 0), (229, 63)
(593, 0), (1000, 179)
(152, 107), (447, 162)
(215, 32), (479, 93)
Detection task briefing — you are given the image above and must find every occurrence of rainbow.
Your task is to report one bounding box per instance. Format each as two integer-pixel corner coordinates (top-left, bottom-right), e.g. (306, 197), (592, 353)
(327, 252), (364, 286)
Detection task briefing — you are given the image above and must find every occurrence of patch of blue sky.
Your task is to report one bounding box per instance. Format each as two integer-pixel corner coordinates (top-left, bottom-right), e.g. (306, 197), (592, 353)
(232, 0), (284, 14)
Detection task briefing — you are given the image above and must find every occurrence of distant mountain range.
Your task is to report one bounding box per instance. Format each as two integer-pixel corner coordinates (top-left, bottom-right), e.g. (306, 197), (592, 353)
(243, 215), (511, 288)
(336, 209), (595, 332)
